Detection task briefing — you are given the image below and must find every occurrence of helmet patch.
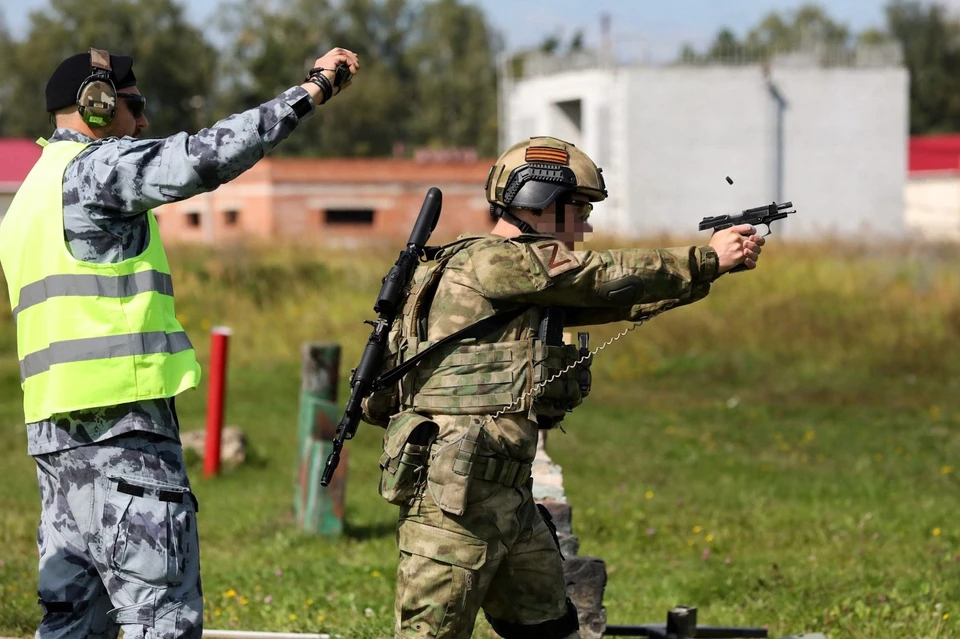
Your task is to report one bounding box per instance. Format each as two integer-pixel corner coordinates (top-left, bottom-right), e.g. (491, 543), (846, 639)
(525, 147), (569, 165)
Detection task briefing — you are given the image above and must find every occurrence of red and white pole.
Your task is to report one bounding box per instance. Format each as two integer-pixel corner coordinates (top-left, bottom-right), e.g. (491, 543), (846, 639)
(204, 326), (232, 478)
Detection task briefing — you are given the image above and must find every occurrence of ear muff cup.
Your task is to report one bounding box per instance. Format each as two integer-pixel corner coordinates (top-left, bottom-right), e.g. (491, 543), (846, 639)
(76, 49), (117, 128)
(77, 77), (117, 127)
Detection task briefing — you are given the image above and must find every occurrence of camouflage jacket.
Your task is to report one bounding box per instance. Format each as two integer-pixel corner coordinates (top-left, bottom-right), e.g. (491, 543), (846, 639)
(405, 232), (719, 463)
(24, 86), (315, 455)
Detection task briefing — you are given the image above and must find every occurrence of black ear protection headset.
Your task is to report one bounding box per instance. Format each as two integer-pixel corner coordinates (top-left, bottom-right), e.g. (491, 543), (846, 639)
(77, 48), (117, 128)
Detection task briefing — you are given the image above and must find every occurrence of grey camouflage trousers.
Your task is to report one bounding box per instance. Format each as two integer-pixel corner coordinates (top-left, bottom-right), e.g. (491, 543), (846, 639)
(33, 432), (203, 638)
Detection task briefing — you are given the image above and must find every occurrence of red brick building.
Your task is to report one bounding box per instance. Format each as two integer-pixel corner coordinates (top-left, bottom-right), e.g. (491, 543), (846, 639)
(0, 138), (496, 246)
(153, 157), (496, 246)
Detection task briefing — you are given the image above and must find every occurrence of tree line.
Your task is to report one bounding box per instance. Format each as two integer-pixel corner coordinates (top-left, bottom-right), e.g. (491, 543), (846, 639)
(0, 0), (958, 155)
(0, 0), (502, 157)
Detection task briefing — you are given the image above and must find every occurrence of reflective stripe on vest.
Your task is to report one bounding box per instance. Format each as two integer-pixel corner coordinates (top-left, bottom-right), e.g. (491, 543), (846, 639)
(20, 330), (193, 382)
(0, 139), (201, 422)
(12, 271), (174, 321)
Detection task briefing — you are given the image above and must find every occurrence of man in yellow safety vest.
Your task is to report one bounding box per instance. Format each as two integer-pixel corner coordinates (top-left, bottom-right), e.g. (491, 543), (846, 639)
(0, 45), (359, 639)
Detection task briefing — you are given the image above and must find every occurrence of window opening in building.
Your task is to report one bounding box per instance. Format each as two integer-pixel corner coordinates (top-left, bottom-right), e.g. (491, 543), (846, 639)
(225, 209), (240, 225)
(324, 209), (375, 225)
(551, 99), (583, 147)
(186, 212), (201, 227)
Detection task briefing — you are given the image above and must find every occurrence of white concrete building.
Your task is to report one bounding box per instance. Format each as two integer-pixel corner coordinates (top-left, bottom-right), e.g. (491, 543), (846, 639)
(498, 46), (909, 240)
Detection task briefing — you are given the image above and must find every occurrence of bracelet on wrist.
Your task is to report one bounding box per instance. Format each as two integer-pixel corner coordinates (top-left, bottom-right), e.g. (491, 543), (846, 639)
(304, 67), (334, 104)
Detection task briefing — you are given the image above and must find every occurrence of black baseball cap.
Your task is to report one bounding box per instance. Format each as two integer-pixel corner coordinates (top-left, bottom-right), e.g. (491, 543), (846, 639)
(45, 51), (138, 112)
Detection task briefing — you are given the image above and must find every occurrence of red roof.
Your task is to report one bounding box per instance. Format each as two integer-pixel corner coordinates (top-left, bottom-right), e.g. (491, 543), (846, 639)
(909, 134), (960, 173)
(0, 139), (43, 185)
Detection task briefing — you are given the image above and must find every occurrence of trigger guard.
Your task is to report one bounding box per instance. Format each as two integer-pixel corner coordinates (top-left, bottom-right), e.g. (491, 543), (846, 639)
(752, 224), (772, 238)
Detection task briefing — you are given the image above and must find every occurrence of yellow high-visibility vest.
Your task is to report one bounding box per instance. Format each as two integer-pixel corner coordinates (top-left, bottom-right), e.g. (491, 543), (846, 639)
(0, 139), (200, 422)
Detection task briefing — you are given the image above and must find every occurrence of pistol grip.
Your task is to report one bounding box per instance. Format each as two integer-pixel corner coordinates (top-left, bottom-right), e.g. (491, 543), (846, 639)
(333, 64), (352, 88)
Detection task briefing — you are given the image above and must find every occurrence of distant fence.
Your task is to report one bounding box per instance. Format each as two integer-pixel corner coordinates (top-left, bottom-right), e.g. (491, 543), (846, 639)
(508, 40), (903, 81)
(676, 41), (903, 69)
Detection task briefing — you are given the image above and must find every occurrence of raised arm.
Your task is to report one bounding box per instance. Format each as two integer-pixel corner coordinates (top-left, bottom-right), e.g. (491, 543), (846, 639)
(68, 47), (360, 216)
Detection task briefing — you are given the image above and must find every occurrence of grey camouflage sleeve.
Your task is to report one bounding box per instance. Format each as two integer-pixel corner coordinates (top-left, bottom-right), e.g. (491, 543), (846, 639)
(72, 87), (315, 216)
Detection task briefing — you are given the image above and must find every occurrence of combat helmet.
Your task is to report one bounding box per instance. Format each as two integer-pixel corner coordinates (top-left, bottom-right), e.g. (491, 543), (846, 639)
(485, 136), (608, 213)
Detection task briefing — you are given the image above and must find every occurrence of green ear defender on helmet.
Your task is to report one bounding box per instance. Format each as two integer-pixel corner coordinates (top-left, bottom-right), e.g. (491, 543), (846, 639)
(77, 48), (117, 128)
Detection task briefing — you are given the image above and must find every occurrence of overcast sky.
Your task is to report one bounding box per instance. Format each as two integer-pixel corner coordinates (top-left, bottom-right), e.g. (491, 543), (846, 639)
(4, 0), (960, 62)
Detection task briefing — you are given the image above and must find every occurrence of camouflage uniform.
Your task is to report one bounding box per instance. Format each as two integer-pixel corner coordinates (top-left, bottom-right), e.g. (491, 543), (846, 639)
(34, 432), (200, 639)
(377, 231), (719, 638)
(21, 86), (316, 638)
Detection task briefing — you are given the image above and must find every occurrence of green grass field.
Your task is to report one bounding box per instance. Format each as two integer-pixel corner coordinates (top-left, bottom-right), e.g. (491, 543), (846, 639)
(0, 239), (958, 638)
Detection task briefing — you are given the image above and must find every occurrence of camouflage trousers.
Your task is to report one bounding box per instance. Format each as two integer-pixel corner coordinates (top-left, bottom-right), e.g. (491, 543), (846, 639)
(394, 479), (579, 639)
(32, 432), (202, 639)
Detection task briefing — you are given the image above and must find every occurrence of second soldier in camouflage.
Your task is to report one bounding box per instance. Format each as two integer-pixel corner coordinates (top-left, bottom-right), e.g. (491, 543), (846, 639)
(365, 136), (766, 638)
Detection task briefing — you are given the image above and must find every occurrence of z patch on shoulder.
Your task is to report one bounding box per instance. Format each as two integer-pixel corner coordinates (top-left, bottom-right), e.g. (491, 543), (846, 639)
(531, 241), (582, 278)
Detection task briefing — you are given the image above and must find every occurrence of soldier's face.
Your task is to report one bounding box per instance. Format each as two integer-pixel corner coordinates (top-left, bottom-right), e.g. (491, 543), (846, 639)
(535, 197), (594, 249)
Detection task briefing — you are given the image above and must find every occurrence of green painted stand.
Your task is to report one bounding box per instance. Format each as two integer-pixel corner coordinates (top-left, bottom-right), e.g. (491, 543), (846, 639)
(295, 343), (346, 536)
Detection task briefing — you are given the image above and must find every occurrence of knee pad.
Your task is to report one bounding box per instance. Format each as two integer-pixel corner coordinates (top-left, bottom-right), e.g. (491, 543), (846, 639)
(485, 597), (579, 639)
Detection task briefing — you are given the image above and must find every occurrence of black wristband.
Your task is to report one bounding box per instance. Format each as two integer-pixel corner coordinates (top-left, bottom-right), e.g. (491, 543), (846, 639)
(305, 67), (334, 104)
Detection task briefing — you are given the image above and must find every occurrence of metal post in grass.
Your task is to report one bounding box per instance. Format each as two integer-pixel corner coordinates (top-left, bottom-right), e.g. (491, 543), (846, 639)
(204, 326), (232, 478)
(295, 342), (345, 536)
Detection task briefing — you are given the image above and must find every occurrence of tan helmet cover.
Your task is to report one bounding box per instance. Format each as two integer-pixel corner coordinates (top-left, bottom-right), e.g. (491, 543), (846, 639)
(485, 136), (608, 210)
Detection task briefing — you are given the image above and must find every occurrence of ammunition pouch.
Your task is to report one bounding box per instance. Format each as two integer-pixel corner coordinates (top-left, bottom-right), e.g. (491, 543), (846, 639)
(426, 420), (482, 516)
(378, 410), (436, 505)
(456, 455), (532, 487)
(530, 341), (588, 425)
(425, 420), (533, 516)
